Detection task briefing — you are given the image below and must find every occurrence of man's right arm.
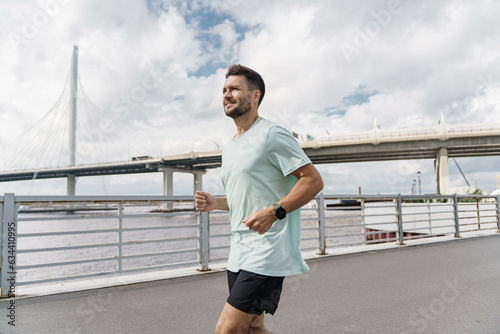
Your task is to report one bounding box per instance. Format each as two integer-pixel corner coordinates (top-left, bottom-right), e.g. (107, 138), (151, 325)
(195, 191), (229, 212)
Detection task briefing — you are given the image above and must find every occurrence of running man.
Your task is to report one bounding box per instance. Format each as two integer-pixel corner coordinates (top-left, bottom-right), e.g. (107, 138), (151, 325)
(195, 64), (324, 334)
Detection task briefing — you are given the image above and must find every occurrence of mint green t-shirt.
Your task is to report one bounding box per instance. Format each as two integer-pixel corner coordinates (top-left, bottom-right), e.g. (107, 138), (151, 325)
(221, 117), (310, 277)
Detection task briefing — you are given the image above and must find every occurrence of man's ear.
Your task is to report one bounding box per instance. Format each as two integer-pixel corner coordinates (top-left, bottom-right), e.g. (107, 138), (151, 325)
(253, 90), (261, 104)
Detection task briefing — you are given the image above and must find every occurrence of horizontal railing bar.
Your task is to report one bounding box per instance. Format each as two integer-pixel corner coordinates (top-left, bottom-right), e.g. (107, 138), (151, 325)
(209, 223), (231, 227)
(19, 229), (119, 237)
(458, 214), (497, 219)
(427, 211), (454, 215)
(323, 214), (362, 219)
(209, 245), (230, 251)
(123, 236), (199, 244)
(458, 222), (494, 227)
(117, 213), (198, 219)
(358, 205), (396, 210)
(361, 221), (397, 226)
(362, 213), (397, 218)
(122, 225), (198, 231)
(15, 195), (196, 204)
(326, 232), (365, 238)
(403, 208), (453, 213)
(301, 237), (319, 242)
(17, 242), (120, 253)
(18, 215), (119, 222)
(122, 248), (198, 260)
(210, 233), (232, 238)
(326, 207), (363, 211)
(403, 225), (454, 232)
(325, 224), (365, 229)
(404, 217), (453, 223)
(17, 256), (117, 270)
(402, 218), (433, 223)
(458, 215), (488, 220)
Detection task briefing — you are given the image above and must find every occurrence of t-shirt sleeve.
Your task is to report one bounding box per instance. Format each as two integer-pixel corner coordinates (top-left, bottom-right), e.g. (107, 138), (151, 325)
(266, 125), (311, 177)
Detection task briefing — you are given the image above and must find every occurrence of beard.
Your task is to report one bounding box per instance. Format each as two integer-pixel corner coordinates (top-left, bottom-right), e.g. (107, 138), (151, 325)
(224, 96), (252, 119)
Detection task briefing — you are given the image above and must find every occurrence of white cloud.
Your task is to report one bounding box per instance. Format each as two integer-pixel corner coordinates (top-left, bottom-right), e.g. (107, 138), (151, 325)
(0, 0), (499, 195)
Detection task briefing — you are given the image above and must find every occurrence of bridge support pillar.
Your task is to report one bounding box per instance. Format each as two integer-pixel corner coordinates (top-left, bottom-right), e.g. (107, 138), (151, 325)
(435, 148), (450, 195)
(67, 174), (76, 196)
(161, 168), (174, 211)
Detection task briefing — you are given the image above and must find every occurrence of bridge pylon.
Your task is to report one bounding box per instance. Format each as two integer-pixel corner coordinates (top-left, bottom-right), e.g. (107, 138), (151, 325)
(67, 45), (78, 195)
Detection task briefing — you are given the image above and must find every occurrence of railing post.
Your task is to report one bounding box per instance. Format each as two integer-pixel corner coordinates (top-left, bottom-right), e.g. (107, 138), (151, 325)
(118, 203), (123, 274)
(198, 211), (210, 271)
(317, 193), (326, 255)
(1, 193), (17, 298)
(0, 196), (3, 297)
(361, 199), (367, 244)
(453, 194), (460, 237)
(396, 194), (405, 245)
(476, 197), (481, 230)
(496, 195), (500, 233)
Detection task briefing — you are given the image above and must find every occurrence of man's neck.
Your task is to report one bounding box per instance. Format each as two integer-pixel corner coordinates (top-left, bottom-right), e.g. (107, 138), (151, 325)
(233, 112), (259, 140)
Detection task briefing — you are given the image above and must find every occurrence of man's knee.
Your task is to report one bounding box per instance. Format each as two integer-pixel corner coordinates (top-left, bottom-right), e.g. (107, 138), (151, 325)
(249, 326), (273, 334)
(216, 314), (248, 334)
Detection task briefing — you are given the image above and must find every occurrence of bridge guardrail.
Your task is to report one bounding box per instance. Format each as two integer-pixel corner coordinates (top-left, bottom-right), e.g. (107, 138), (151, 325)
(1, 193), (499, 298)
(309, 121), (500, 147)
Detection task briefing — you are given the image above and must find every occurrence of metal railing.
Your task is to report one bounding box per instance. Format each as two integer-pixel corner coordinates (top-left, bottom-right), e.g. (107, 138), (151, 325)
(1, 193), (499, 297)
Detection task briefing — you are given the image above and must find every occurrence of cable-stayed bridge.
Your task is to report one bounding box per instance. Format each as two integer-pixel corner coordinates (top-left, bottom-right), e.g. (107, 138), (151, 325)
(1, 46), (500, 195)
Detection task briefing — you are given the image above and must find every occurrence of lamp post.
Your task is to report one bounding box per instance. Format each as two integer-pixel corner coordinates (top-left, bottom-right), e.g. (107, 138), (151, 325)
(417, 171), (421, 195)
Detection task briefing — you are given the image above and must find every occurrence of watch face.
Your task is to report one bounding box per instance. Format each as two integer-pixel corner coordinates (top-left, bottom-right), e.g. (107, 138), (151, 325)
(276, 207), (286, 220)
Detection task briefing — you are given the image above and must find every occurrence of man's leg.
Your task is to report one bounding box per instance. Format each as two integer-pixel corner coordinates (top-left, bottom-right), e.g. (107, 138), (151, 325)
(216, 302), (273, 334)
(249, 313), (272, 334)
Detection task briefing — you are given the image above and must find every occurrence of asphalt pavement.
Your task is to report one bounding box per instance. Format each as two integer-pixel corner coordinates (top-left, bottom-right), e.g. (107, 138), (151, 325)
(1, 234), (499, 334)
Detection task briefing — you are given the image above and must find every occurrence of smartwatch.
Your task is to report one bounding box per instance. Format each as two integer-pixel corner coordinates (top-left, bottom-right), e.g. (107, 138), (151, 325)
(272, 202), (286, 220)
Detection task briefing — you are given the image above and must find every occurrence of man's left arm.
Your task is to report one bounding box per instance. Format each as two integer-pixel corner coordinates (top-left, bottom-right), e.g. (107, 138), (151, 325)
(243, 163), (324, 234)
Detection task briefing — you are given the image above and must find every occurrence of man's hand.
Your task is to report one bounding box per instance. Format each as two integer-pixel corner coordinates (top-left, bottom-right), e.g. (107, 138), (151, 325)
(195, 191), (216, 212)
(243, 206), (277, 234)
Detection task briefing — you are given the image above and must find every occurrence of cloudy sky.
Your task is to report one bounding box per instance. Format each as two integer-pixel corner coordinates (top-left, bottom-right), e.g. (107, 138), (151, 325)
(0, 0), (499, 196)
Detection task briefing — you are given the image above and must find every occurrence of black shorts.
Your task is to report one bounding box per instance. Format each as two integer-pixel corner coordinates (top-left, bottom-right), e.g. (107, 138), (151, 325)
(226, 269), (285, 315)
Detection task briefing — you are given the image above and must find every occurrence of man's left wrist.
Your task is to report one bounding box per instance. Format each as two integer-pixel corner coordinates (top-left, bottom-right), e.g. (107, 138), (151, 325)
(272, 202), (286, 220)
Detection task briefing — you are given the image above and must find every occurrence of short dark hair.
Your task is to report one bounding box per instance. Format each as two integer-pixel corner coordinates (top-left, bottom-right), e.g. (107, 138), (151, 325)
(225, 64), (265, 106)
